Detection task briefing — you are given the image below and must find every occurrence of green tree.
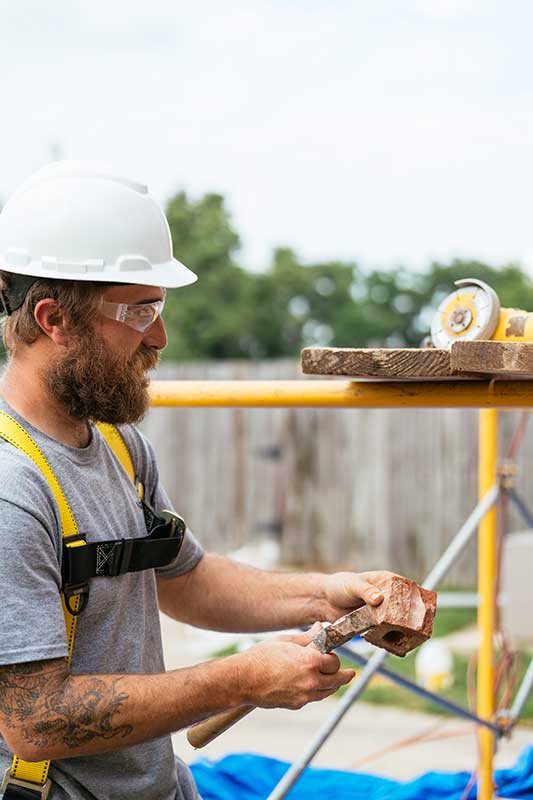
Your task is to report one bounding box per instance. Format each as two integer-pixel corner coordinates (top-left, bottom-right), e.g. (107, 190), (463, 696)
(246, 247), (361, 355)
(163, 192), (255, 359)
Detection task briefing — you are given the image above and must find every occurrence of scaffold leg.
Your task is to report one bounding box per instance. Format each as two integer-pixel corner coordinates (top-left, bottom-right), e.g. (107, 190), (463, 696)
(477, 409), (498, 800)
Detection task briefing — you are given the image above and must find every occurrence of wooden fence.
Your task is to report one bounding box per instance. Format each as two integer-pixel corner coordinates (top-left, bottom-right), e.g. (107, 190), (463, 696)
(142, 360), (533, 586)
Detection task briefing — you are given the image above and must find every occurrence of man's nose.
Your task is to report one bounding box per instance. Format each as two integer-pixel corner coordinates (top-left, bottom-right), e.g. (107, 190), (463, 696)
(143, 316), (167, 350)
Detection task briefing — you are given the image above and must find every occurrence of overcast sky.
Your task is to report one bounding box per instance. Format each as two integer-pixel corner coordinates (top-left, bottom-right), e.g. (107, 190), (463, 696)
(1, 0), (532, 273)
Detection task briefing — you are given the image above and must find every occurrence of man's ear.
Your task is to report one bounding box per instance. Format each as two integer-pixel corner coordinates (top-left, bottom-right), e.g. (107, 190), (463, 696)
(33, 299), (72, 345)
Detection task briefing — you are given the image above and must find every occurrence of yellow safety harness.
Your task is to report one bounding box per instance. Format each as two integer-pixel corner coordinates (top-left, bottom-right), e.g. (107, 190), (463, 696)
(0, 413), (138, 800)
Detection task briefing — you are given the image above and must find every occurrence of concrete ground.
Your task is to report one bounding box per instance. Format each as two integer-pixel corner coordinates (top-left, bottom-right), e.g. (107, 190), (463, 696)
(161, 615), (533, 782)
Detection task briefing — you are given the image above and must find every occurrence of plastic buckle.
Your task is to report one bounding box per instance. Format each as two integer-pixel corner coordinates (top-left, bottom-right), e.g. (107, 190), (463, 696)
(153, 510), (186, 539)
(62, 534), (89, 615)
(63, 583), (90, 616)
(1, 768), (51, 798)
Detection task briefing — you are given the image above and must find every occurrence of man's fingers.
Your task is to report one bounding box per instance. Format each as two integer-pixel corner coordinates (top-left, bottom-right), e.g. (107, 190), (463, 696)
(327, 572), (387, 612)
(337, 668), (355, 685)
(318, 652), (341, 675)
(317, 668), (355, 691)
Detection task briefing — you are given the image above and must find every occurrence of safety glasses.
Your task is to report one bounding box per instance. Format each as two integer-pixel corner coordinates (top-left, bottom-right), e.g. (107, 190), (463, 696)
(100, 291), (166, 333)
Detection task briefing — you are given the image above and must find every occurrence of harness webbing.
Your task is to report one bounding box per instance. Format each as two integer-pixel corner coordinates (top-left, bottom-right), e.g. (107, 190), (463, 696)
(95, 422), (135, 484)
(0, 412), (135, 795)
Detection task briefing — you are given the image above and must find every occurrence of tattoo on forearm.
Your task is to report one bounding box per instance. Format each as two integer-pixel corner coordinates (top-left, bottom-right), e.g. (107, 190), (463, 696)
(0, 661), (53, 726)
(0, 660), (132, 749)
(26, 676), (132, 748)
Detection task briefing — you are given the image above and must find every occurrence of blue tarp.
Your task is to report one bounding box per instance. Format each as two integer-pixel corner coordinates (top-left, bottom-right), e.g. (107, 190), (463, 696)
(191, 747), (533, 799)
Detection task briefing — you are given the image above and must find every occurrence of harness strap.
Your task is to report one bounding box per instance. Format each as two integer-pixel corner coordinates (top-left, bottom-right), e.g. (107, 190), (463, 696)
(95, 421), (145, 500)
(62, 522), (185, 586)
(0, 413), (137, 798)
(94, 422), (135, 484)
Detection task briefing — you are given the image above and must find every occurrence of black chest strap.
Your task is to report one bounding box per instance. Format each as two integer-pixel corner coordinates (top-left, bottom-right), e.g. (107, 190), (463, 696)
(61, 508), (186, 615)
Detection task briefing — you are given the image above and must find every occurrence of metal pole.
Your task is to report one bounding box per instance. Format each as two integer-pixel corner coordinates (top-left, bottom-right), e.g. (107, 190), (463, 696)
(507, 488), (533, 529)
(477, 409), (499, 800)
(423, 485), (499, 591)
(267, 487), (500, 800)
(437, 592), (480, 608)
(149, 379), (533, 409)
(509, 658), (533, 724)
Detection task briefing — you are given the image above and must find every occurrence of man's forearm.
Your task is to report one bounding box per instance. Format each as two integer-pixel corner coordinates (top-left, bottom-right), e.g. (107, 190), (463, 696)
(0, 656), (248, 763)
(158, 553), (330, 632)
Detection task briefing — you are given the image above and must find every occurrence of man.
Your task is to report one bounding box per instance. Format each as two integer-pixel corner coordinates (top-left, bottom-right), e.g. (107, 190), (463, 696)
(0, 162), (392, 800)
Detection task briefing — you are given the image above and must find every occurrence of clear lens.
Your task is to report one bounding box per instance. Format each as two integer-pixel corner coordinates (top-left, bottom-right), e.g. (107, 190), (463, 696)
(100, 292), (166, 332)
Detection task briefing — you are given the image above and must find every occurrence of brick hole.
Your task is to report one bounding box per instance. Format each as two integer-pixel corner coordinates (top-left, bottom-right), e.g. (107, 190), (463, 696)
(382, 630), (404, 645)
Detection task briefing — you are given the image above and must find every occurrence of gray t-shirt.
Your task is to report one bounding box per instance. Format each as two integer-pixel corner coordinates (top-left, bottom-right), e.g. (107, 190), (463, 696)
(0, 399), (204, 800)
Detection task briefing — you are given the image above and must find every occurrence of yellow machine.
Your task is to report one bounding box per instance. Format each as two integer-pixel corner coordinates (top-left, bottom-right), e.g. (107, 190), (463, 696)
(430, 278), (533, 349)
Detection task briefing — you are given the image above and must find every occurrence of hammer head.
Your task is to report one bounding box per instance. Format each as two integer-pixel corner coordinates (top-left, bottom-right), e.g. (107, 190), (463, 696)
(361, 576), (437, 656)
(312, 575), (437, 657)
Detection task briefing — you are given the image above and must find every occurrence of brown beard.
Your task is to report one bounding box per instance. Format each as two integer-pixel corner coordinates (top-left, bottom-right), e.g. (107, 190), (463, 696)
(43, 333), (160, 425)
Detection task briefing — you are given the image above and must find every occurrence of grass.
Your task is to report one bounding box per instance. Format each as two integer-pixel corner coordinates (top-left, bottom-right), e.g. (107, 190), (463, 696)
(344, 650), (533, 724)
(353, 606), (533, 723)
(430, 606), (476, 638)
(348, 604), (533, 725)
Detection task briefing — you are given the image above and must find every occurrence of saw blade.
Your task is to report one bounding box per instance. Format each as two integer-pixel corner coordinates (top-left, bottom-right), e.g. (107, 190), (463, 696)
(431, 278), (500, 349)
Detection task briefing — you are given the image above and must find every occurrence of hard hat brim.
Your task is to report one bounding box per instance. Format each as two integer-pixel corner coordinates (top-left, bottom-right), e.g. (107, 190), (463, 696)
(0, 257), (198, 290)
(109, 257), (199, 289)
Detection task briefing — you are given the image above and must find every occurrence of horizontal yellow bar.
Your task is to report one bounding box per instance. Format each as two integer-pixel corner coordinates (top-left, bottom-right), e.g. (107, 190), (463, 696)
(150, 380), (533, 408)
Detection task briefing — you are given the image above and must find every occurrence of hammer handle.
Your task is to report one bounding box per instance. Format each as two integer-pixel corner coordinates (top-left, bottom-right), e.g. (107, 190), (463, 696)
(186, 705), (255, 748)
(186, 606), (374, 749)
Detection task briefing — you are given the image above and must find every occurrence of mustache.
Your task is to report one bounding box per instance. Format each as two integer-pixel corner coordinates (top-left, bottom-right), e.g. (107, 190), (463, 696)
(128, 345), (160, 372)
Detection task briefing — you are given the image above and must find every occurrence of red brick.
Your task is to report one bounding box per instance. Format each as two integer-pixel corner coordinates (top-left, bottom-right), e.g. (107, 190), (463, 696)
(361, 575), (437, 656)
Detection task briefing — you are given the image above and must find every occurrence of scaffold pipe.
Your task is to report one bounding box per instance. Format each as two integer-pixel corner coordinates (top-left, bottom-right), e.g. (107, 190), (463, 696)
(149, 379), (533, 408)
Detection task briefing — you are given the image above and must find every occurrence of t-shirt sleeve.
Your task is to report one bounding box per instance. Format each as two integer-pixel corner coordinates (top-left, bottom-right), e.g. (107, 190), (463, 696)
(152, 485), (204, 579)
(119, 425), (204, 579)
(0, 497), (68, 665)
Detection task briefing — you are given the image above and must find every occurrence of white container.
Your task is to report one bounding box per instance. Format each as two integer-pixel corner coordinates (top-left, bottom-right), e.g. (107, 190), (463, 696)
(415, 639), (454, 691)
(502, 530), (533, 645)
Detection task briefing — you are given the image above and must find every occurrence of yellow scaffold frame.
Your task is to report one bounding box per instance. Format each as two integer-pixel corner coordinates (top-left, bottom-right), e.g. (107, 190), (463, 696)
(150, 378), (520, 800)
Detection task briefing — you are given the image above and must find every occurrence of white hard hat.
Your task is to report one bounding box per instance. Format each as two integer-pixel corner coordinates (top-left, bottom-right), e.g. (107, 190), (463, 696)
(0, 160), (198, 289)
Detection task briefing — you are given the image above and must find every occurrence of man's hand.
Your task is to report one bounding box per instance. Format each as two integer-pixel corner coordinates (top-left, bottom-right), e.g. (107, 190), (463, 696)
(237, 625), (355, 710)
(322, 570), (397, 622)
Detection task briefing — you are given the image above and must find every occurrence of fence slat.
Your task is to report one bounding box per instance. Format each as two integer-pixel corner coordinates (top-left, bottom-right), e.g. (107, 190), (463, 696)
(142, 361), (531, 585)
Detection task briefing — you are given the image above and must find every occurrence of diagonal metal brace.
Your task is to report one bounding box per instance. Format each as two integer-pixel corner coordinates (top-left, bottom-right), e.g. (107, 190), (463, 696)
(267, 484), (500, 800)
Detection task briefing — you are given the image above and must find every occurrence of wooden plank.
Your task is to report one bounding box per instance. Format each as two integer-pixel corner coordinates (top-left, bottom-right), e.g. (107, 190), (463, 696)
(301, 347), (453, 379)
(451, 341), (533, 376)
(302, 343), (533, 379)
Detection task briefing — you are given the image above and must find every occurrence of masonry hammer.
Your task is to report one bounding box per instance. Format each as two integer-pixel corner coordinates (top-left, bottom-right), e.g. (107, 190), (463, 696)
(187, 575), (437, 748)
